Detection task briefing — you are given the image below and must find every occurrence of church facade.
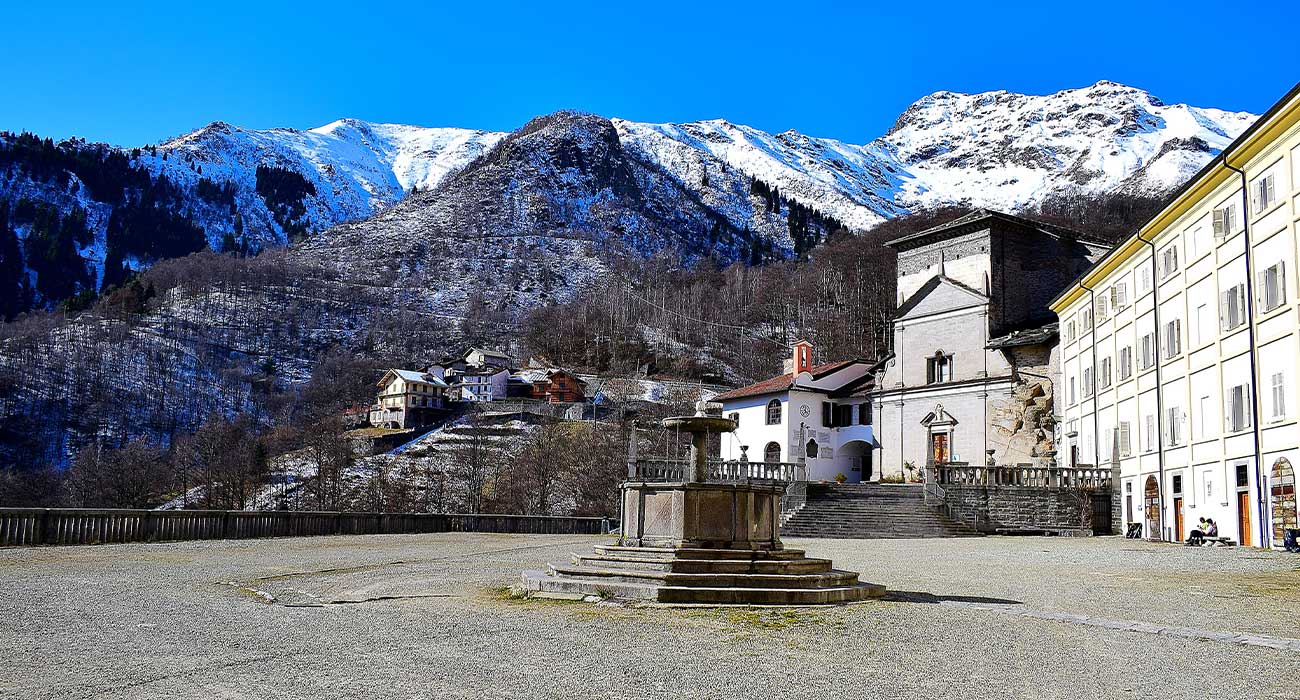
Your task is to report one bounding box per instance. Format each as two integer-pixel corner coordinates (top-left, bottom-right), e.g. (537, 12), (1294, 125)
(869, 210), (1108, 479)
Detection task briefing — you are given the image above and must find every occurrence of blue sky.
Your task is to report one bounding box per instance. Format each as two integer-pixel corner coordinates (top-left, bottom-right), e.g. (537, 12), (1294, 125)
(1, 1), (1295, 146)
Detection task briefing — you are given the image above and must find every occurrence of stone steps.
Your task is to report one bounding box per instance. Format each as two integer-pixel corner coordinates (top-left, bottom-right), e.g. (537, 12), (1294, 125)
(521, 544), (886, 605)
(572, 554), (834, 574)
(548, 562), (863, 589)
(781, 483), (980, 539)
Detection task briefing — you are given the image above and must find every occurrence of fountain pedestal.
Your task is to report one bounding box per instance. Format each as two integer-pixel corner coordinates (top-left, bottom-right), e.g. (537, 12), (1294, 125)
(520, 405), (885, 605)
(619, 480), (784, 550)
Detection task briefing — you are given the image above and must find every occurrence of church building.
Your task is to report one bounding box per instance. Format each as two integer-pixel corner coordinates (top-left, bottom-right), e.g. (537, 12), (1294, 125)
(870, 210), (1108, 478)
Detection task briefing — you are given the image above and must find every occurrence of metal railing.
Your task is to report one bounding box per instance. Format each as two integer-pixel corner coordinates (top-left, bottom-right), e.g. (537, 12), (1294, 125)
(0, 509), (611, 548)
(931, 463), (1112, 489)
(629, 458), (807, 485)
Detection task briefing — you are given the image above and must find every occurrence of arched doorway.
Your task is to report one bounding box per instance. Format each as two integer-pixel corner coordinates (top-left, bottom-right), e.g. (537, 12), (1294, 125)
(1270, 458), (1297, 544)
(837, 440), (873, 483)
(1144, 476), (1162, 541)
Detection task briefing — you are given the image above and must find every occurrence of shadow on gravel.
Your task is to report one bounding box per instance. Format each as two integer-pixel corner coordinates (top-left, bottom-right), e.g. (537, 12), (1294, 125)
(885, 591), (1023, 606)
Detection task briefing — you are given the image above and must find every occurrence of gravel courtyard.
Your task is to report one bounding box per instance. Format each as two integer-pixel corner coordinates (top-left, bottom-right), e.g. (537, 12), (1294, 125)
(2, 533), (1297, 699)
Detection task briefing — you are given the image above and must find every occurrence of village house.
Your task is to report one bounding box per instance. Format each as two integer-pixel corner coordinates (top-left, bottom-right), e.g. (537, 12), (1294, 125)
(514, 367), (588, 403)
(716, 341), (877, 482)
(368, 369), (449, 429)
(464, 347), (512, 370)
(448, 367), (510, 402)
(1051, 83), (1300, 549)
(869, 210), (1108, 480)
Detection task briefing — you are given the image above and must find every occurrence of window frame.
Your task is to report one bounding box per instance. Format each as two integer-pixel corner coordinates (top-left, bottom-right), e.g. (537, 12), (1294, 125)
(765, 398), (782, 425)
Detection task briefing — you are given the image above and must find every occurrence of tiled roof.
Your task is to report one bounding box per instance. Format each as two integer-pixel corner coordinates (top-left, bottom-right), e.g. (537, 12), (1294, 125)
(713, 360), (858, 401)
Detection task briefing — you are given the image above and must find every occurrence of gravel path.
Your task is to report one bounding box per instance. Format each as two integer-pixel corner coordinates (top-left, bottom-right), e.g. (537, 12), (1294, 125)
(1, 534), (1296, 699)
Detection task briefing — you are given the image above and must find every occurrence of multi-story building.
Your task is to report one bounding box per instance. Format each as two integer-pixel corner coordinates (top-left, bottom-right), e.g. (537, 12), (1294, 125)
(368, 369), (449, 429)
(1050, 83), (1300, 549)
(870, 210), (1107, 478)
(450, 368), (510, 402)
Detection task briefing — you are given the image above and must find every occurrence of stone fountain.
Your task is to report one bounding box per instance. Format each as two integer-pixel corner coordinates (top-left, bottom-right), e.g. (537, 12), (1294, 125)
(520, 402), (885, 604)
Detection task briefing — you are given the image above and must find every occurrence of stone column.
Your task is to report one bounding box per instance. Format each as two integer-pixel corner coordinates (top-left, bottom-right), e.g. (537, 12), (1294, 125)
(690, 430), (708, 483)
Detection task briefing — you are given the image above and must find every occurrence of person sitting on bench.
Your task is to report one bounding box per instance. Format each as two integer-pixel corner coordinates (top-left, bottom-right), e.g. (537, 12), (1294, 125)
(1186, 518), (1208, 546)
(1205, 518), (1219, 541)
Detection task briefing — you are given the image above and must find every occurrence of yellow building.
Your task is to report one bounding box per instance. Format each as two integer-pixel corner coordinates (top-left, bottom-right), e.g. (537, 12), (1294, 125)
(1050, 82), (1300, 549)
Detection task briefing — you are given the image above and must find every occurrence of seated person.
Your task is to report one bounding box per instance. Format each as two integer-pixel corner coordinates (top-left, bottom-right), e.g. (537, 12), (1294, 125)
(1205, 518), (1219, 540)
(1186, 518), (1208, 546)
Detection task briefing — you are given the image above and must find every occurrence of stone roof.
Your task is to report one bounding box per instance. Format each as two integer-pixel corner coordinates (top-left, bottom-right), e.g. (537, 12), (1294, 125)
(986, 322), (1060, 349)
(885, 209), (1105, 251)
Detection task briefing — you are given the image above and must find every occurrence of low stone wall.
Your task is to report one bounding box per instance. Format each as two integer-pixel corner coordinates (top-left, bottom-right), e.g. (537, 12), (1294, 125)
(938, 484), (1112, 536)
(0, 509), (612, 548)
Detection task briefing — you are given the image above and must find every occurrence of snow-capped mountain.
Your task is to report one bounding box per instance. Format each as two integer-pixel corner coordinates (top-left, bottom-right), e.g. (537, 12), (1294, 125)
(617, 81), (1255, 233)
(147, 118), (505, 245)
(0, 81), (1257, 318)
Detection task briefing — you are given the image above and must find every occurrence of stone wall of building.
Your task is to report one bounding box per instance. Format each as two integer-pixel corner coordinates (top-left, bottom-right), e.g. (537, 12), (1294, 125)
(939, 483), (1109, 535)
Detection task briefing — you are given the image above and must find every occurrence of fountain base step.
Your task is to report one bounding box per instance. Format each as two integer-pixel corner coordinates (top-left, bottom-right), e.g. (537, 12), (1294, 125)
(520, 545), (885, 605)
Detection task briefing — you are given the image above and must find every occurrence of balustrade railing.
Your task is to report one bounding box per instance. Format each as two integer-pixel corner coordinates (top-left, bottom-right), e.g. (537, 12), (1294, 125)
(932, 462), (1112, 489)
(0, 509), (610, 548)
(629, 458), (807, 485)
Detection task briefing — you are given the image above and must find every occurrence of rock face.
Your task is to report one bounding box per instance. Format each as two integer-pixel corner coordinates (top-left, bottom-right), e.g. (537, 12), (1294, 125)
(988, 346), (1056, 463)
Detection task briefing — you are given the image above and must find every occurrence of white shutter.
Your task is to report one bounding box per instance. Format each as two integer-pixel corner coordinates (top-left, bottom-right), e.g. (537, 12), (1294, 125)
(1213, 208), (1227, 238)
(1119, 422), (1131, 457)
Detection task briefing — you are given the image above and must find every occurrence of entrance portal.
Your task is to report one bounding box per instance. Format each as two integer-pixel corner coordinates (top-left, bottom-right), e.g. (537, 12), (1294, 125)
(1271, 458), (1297, 544)
(1144, 476), (1161, 541)
(931, 433), (949, 464)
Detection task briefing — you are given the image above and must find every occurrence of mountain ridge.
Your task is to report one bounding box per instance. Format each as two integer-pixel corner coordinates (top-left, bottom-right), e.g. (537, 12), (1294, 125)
(0, 81), (1257, 318)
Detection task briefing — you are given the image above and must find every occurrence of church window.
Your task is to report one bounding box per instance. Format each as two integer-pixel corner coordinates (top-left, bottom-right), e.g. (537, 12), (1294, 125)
(765, 399), (782, 425)
(764, 442), (781, 463)
(926, 352), (953, 384)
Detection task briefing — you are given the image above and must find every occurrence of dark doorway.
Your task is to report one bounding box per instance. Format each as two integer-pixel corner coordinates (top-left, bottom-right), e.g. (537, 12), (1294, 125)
(1144, 476), (1161, 541)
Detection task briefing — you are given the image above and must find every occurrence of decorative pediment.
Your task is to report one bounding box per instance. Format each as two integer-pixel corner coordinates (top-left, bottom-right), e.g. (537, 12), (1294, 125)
(895, 275), (989, 320)
(920, 403), (958, 427)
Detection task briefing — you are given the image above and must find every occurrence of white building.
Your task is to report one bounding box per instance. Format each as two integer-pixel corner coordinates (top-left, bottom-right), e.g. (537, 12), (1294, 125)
(464, 347), (512, 370)
(871, 211), (1107, 479)
(450, 368), (510, 402)
(717, 341), (877, 482)
(1050, 83), (1300, 548)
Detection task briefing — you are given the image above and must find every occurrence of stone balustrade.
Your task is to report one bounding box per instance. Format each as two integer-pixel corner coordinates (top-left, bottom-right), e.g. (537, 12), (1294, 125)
(0, 509), (611, 548)
(629, 458), (807, 485)
(931, 462), (1112, 490)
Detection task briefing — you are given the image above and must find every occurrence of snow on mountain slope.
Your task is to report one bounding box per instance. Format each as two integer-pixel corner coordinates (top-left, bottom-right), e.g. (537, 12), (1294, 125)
(878, 81), (1256, 209)
(0, 80), (1257, 318)
(151, 119), (505, 245)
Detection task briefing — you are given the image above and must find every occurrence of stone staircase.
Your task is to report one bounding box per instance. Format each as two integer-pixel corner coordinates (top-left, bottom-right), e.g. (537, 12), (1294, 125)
(781, 483), (981, 539)
(522, 544), (885, 604)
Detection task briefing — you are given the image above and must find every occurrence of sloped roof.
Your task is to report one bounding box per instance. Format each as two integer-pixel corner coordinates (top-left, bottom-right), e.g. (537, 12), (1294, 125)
(714, 360), (859, 401)
(986, 322), (1059, 349)
(885, 208), (1104, 250)
(383, 369), (448, 387)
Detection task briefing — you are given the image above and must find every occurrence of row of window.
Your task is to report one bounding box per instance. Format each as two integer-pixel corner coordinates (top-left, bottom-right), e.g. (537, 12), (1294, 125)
(1088, 378), (1284, 461)
(763, 399), (871, 426)
(1066, 261), (1287, 346)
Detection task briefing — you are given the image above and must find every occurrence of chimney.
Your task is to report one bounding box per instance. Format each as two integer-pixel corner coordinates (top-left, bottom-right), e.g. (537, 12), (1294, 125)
(791, 340), (813, 375)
